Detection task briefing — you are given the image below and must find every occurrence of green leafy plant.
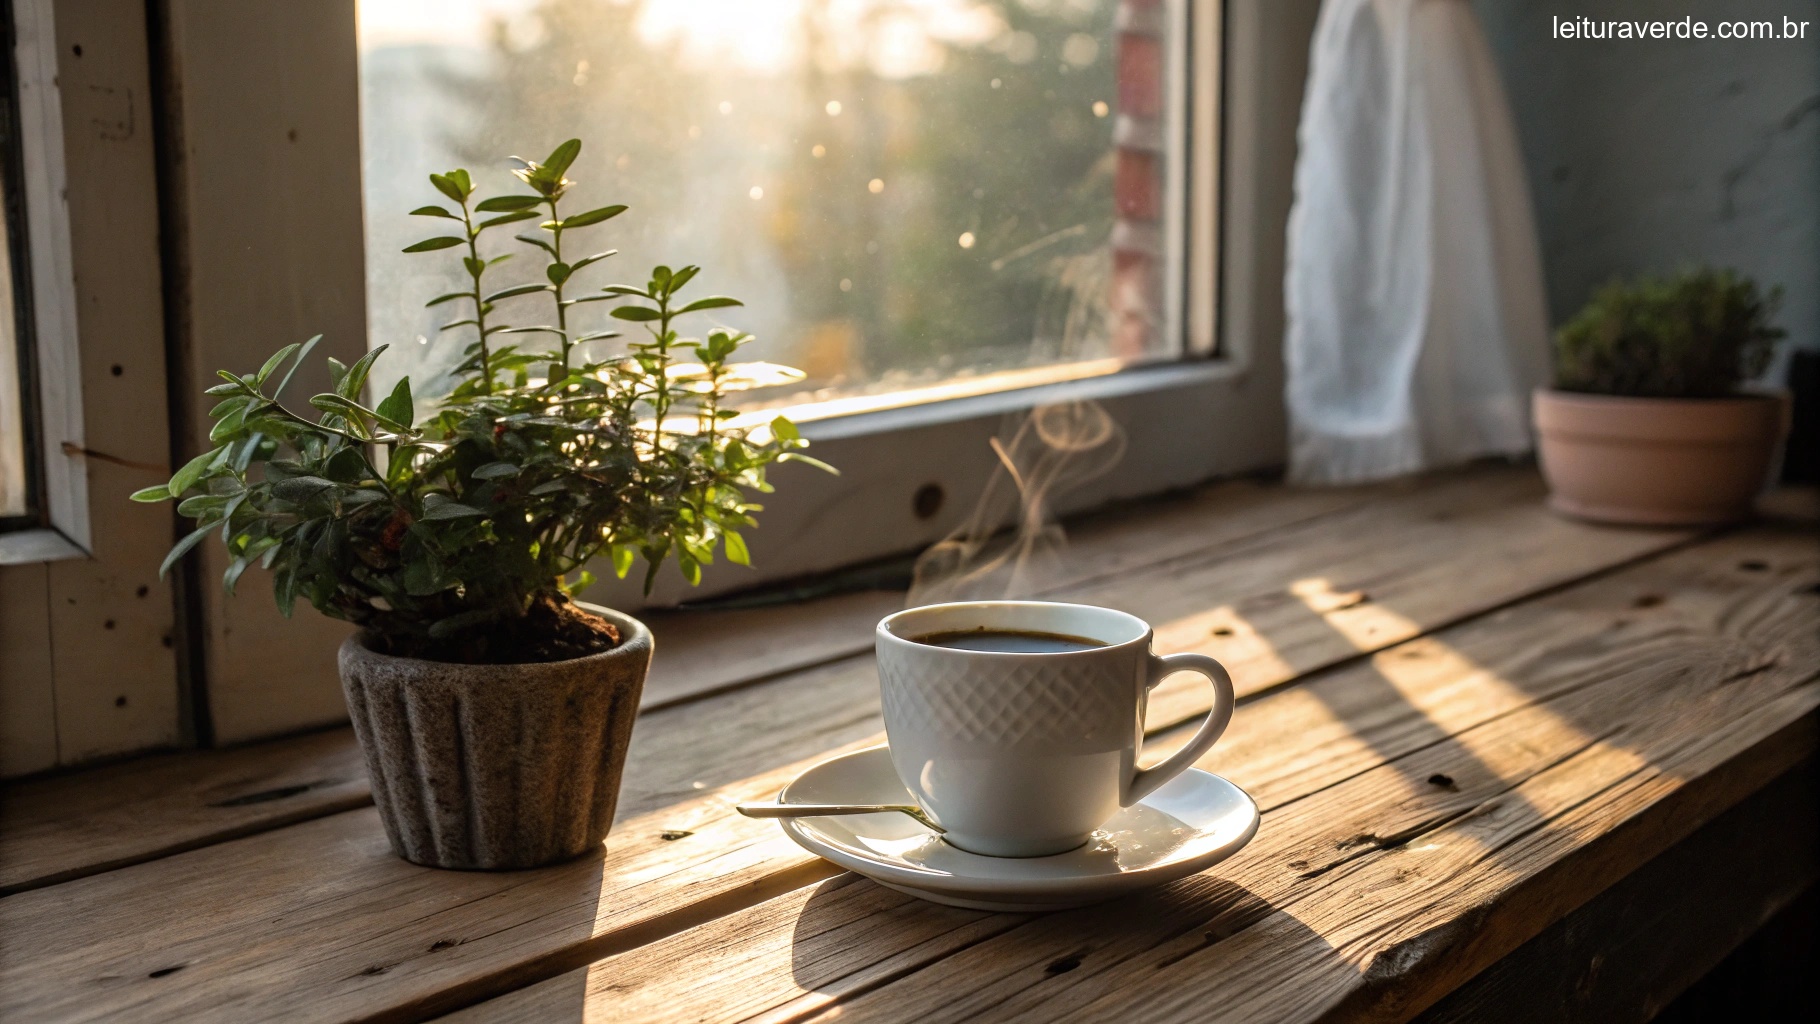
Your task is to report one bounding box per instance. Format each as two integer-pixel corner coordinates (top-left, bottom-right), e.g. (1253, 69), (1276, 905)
(1553, 268), (1785, 398)
(132, 140), (833, 663)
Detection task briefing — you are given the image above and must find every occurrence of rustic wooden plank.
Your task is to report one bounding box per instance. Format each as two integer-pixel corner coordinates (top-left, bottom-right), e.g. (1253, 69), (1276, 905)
(43, 0), (185, 767)
(442, 527), (1820, 1024)
(636, 471), (1374, 709)
(0, 729), (369, 895)
(798, 534), (1820, 1024)
(0, 562), (58, 778)
(0, 471), (1724, 1022)
(0, 473), (1356, 890)
(1412, 760), (1818, 1024)
(0, 467), (1599, 893)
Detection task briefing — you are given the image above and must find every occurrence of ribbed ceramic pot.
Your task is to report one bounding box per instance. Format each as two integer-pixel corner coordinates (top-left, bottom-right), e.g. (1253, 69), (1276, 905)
(338, 603), (652, 870)
(1534, 388), (1790, 527)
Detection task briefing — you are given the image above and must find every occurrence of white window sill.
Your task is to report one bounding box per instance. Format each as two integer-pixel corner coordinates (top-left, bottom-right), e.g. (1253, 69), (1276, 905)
(0, 528), (88, 565)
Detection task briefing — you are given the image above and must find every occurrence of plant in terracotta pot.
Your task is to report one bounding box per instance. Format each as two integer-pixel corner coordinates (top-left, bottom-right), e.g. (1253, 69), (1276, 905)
(132, 140), (832, 869)
(1534, 268), (1790, 526)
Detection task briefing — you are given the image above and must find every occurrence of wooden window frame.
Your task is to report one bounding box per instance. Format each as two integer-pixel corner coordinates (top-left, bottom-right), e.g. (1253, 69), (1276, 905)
(135, 0), (1317, 746)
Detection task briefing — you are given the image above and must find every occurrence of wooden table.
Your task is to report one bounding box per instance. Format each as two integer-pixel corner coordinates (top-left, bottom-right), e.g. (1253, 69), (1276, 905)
(3, 466), (1815, 1024)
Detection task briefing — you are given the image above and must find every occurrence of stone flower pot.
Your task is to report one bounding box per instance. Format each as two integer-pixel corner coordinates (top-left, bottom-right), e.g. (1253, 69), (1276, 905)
(338, 604), (653, 870)
(1533, 388), (1790, 527)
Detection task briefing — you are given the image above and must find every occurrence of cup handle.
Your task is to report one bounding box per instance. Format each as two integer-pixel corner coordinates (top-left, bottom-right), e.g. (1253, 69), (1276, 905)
(1126, 652), (1235, 806)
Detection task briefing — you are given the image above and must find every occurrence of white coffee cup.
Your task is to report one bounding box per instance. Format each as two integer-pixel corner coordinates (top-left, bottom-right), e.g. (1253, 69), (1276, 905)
(875, 600), (1235, 857)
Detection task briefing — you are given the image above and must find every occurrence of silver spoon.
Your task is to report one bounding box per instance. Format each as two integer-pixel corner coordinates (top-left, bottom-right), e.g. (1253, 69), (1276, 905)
(736, 801), (945, 833)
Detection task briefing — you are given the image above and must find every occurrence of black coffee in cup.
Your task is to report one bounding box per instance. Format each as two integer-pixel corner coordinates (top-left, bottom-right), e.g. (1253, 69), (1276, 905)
(909, 628), (1106, 654)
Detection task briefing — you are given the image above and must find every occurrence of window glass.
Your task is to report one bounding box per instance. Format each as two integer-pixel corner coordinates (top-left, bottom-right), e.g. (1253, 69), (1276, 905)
(1, 40), (30, 522)
(357, 0), (1177, 413)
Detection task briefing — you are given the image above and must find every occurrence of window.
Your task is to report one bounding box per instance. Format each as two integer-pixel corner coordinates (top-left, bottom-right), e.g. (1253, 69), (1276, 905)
(359, 0), (1195, 417)
(351, 0), (1276, 601)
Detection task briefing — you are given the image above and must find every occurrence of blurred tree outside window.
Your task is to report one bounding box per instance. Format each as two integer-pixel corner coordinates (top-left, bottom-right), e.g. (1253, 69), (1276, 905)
(358, 0), (1177, 414)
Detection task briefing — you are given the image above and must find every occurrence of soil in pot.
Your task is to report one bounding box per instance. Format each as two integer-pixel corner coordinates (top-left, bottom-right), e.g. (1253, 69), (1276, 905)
(369, 594), (621, 665)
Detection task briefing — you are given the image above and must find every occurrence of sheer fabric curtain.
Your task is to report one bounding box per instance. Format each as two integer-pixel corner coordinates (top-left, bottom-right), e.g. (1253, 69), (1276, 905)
(1284, 0), (1549, 484)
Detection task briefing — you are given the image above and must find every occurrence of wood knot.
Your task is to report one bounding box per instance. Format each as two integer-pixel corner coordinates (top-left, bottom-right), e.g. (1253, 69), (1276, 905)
(147, 965), (186, 979)
(1045, 954), (1083, 975)
(1427, 773), (1458, 791)
(1632, 594), (1665, 609)
(1737, 560), (1771, 572)
(660, 830), (694, 841)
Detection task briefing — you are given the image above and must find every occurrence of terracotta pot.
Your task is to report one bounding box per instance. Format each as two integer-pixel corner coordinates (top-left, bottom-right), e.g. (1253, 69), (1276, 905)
(1533, 388), (1790, 526)
(338, 603), (652, 870)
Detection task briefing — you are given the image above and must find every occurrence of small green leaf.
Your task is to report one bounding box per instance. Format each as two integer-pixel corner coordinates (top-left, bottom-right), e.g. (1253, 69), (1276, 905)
(546, 262), (571, 286)
(560, 204), (627, 229)
(779, 451), (838, 474)
(429, 173), (465, 203)
(255, 343), (301, 386)
(471, 461), (520, 480)
(169, 447), (222, 496)
(514, 233), (558, 257)
(477, 210), (540, 231)
(410, 205), (458, 219)
(569, 569), (597, 596)
(570, 251), (618, 272)
(611, 306), (662, 322)
(271, 475), (337, 503)
(424, 292), (467, 308)
(375, 377), (413, 429)
(484, 283), (551, 303)
(543, 138), (582, 177)
(130, 484), (173, 502)
(612, 545), (635, 579)
(723, 530), (751, 566)
(272, 335), (321, 399)
(770, 415), (801, 443)
(159, 522), (219, 579)
(474, 194), (543, 212)
(677, 296), (743, 314)
(337, 345), (387, 399)
(405, 234), (465, 252)
(421, 501), (487, 521)
(666, 265), (700, 293)
(403, 236), (465, 253)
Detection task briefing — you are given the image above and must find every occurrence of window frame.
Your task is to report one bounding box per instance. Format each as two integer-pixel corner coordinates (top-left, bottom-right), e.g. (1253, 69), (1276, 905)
(149, 0), (1316, 743)
(0, 0), (88, 565)
(580, 0), (1295, 608)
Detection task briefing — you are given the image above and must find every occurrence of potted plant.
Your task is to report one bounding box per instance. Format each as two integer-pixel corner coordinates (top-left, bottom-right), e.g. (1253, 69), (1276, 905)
(132, 140), (833, 869)
(1534, 268), (1790, 526)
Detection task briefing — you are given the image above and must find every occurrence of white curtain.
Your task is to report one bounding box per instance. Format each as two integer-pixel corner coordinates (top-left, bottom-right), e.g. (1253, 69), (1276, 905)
(1284, 0), (1550, 485)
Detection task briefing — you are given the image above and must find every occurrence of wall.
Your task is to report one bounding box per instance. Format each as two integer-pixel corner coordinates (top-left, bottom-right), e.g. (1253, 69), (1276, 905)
(1473, 0), (1820, 367)
(1, 0), (182, 778)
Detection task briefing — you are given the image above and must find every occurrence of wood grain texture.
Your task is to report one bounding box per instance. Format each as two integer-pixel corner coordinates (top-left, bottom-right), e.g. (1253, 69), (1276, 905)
(1413, 761), (1818, 1024)
(0, 0), (185, 776)
(444, 528), (1820, 1024)
(0, 472), (1359, 888)
(157, 0), (366, 744)
(0, 467), (1605, 892)
(0, 562), (58, 776)
(0, 470), (1712, 1023)
(0, 728), (368, 894)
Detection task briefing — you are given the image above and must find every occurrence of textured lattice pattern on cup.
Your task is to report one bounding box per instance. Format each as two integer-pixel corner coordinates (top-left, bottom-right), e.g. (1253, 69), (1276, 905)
(878, 657), (1130, 746)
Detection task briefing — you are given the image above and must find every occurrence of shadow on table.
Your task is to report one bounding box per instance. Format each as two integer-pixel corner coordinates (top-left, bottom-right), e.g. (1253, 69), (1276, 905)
(788, 873), (1347, 1019)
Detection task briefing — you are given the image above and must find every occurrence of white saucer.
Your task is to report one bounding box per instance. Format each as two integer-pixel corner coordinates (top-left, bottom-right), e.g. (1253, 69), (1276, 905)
(774, 745), (1260, 911)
